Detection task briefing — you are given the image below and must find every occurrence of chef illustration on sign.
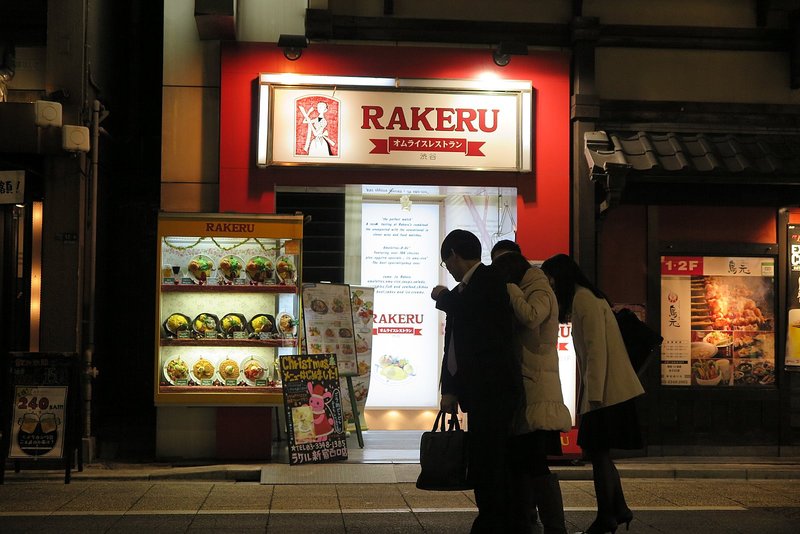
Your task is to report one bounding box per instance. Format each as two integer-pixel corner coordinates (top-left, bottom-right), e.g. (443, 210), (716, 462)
(296, 96), (338, 157)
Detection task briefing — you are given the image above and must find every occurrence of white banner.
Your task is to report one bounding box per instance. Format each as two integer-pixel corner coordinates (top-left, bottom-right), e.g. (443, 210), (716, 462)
(361, 201), (441, 408)
(258, 74), (532, 171)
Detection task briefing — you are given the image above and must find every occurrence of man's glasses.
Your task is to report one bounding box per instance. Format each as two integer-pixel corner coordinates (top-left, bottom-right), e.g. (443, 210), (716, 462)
(440, 250), (454, 269)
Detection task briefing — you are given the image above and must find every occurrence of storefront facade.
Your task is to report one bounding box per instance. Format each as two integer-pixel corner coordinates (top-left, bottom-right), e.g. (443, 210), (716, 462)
(7, 1), (800, 462)
(154, 41), (572, 456)
(154, 1), (800, 458)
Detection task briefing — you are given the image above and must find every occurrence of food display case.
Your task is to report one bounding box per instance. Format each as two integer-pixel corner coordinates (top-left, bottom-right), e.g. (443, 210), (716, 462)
(155, 212), (303, 405)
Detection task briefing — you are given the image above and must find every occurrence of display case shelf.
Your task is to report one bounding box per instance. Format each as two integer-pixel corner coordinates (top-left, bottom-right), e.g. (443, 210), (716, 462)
(159, 386), (282, 393)
(160, 284), (297, 294)
(160, 338), (297, 347)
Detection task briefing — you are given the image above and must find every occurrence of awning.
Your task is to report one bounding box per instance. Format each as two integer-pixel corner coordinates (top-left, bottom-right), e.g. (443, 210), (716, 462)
(584, 131), (800, 211)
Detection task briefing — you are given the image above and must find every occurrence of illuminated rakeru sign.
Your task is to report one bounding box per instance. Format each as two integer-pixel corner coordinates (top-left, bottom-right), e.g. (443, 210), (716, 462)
(257, 74), (532, 171)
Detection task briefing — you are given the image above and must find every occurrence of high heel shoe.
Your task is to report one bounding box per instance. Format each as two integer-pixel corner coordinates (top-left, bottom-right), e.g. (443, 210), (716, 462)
(578, 517), (618, 534)
(615, 509), (633, 531)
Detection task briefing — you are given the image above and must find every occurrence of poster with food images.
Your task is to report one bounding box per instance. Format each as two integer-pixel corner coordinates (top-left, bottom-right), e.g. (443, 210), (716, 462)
(339, 286), (374, 429)
(787, 225), (800, 369)
(280, 353), (347, 465)
(660, 256), (776, 387)
(302, 283), (358, 377)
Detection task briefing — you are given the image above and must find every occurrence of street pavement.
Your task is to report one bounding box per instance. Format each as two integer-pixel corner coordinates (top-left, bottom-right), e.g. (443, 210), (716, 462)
(2, 457), (800, 533)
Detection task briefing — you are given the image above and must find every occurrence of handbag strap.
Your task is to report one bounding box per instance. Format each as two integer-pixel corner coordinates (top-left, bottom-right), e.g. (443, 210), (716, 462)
(447, 414), (461, 431)
(432, 410), (445, 432)
(431, 410), (462, 432)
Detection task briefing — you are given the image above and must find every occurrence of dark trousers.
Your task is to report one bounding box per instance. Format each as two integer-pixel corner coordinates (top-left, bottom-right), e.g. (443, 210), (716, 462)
(466, 402), (514, 533)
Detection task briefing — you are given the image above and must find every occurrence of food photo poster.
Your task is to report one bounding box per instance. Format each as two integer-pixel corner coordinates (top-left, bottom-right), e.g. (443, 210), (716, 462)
(661, 256), (776, 387)
(787, 225), (800, 369)
(301, 283), (359, 377)
(341, 286), (374, 429)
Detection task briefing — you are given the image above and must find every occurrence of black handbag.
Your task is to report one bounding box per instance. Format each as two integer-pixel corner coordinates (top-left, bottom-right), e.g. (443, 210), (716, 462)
(614, 307), (663, 377)
(416, 411), (472, 491)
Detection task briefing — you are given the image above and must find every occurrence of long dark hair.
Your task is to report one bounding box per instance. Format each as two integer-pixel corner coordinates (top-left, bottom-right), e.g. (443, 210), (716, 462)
(540, 254), (609, 323)
(490, 251), (530, 285)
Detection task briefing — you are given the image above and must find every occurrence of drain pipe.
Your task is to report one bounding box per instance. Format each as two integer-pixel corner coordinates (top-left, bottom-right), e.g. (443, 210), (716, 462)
(82, 99), (102, 461)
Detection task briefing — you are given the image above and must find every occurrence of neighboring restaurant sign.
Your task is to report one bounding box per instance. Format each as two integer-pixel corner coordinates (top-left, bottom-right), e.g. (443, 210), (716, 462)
(257, 74), (532, 171)
(660, 256), (776, 387)
(280, 353), (347, 465)
(9, 386), (67, 459)
(787, 225), (800, 368)
(5, 353), (77, 461)
(0, 170), (24, 204)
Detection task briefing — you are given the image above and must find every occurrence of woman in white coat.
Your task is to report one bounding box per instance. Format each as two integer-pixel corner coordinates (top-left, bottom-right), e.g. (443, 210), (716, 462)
(492, 251), (572, 534)
(540, 254), (645, 534)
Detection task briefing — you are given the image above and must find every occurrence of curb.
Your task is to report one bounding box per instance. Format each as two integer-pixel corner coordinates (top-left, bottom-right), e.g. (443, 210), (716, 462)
(4, 462), (800, 483)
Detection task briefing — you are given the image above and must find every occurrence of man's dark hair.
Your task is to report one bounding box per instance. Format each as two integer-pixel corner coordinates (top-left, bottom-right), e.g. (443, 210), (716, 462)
(490, 239), (521, 259)
(441, 229), (481, 261)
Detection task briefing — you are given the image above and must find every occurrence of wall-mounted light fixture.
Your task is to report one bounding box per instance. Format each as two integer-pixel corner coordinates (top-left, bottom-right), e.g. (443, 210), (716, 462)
(278, 34), (308, 61)
(492, 41), (528, 67)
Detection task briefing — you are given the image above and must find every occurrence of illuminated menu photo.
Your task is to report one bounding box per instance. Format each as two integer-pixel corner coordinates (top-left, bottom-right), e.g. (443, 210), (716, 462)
(660, 256), (776, 388)
(787, 225), (800, 369)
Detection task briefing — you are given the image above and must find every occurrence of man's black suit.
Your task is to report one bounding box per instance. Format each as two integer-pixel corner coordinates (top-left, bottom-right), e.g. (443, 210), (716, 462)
(436, 263), (524, 532)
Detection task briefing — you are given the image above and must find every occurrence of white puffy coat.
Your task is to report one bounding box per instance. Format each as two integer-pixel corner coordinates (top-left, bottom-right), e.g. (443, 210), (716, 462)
(507, 267), (573, 434)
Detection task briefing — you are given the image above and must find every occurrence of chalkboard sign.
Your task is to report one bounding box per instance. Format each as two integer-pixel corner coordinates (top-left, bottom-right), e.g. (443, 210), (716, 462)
(1, 352), (82, 484)
(280, 353), (347, 465)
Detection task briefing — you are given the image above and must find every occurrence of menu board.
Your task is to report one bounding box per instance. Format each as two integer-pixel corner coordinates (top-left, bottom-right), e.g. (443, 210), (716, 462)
(660, 256), (776, 387)
(340, 286), (374, 428)
(280, 353), (347, 465)
(302, 283), (358, 377)
(787, 225), (800, 369)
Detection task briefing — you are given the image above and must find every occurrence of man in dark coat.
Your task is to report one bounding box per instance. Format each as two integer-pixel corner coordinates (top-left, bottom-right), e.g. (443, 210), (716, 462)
(431, 229), (524, 533)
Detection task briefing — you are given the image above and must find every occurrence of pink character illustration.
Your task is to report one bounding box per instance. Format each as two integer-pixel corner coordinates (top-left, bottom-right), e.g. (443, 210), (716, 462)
(307, 382), (334, 441)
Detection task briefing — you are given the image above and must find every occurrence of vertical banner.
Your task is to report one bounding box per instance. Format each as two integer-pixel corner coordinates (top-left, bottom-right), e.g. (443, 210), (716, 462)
(661, 256), (776, 387)
(340, 286), (374, 429)
(280, 353), (347, 465)
(302, 283), (359, 377)
(787, 225), (800, 368)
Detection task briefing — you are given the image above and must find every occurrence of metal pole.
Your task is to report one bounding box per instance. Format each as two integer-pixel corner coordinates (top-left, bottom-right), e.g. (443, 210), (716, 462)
(81, 99), (101, 460)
